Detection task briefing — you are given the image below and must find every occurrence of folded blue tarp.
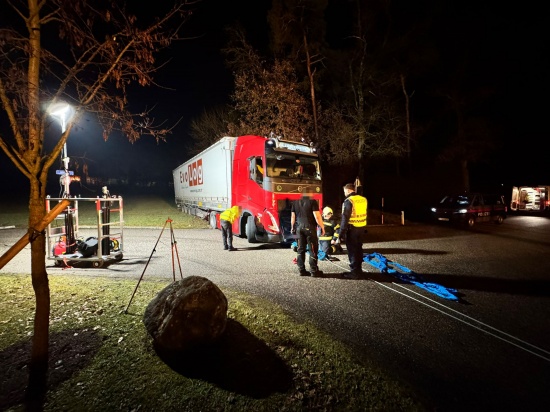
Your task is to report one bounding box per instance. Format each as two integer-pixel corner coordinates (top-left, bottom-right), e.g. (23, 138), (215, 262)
(363, 252), (459, 301)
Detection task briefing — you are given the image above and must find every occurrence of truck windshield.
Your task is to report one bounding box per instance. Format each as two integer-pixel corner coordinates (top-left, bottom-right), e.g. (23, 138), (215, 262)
(266, 153), (321, 180)
(439, 195), (472, 206)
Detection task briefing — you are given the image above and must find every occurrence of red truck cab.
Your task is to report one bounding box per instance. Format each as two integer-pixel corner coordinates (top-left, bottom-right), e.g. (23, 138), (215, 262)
(231, 135), (322, 243)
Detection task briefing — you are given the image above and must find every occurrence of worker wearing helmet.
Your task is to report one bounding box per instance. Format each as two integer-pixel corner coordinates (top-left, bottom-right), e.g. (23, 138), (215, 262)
(318, 206), (342, 259)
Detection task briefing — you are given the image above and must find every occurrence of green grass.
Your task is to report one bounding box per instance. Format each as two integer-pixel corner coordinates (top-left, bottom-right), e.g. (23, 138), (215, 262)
(0, 275), (425, 411)
(74, 195), (210, 229)
(0, 194), (210, 230)
(0, 199), (30, 228)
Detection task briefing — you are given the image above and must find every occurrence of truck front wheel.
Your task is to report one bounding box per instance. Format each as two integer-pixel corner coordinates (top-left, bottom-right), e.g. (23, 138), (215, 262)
(246, 215), (258, 243)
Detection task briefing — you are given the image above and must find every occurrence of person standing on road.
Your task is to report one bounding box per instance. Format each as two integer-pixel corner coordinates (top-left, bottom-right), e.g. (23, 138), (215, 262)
(291, 193), (325, 277)
(340, 183), (368, 279)
(318, 206), (342, 260)
(220, 205), (241, 251)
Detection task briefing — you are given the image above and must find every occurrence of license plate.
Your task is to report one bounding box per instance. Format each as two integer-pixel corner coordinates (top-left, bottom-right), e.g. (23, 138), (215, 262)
(438, 217), (449, 221)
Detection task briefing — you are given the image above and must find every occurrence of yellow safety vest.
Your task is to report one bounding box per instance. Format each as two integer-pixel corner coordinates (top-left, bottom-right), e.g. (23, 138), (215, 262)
(348, 195), (367, 227)
(220, 206), (240, 224)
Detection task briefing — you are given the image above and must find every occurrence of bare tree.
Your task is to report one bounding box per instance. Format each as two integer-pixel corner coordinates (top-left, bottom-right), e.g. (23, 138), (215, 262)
(318, 0), (408, 182)
(268, 0), (327, 144)
(188, 105), (235, 154)
(0, 0), (193, 406)
(223, 26), (313, 142)
(437, 88), (499, 193)
(323, 36), (406, 175)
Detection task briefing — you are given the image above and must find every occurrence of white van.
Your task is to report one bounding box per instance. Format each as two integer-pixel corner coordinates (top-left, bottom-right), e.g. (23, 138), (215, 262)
(510, 186), (550, 212)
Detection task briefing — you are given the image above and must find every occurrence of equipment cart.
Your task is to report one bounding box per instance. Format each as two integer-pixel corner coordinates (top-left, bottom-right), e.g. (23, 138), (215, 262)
(46, 196), (124, 268)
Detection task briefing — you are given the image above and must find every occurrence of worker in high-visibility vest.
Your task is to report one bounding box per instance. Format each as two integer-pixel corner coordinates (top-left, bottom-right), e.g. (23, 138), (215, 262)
(220, 205), (241, 251)
(318, 206), (342, 259)
(340, 183), (367, 279)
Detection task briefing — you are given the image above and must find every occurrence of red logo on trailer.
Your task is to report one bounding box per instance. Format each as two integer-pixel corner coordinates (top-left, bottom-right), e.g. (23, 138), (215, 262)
(197, 159), (203, 185)
(188, 159), (203, 186)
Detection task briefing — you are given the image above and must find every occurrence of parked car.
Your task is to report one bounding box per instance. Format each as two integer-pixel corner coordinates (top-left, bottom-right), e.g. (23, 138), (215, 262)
(431, 193), (507, 227)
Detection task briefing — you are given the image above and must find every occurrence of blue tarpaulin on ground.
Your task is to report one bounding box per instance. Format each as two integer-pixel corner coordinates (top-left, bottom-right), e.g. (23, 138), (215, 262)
(363, 252), (459, 301)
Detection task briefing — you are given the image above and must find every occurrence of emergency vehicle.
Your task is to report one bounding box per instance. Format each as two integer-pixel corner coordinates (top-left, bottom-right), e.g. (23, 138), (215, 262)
(510, 186), (550, 212)
(430, 193), (507, 227)
(172, 135), (323, 243)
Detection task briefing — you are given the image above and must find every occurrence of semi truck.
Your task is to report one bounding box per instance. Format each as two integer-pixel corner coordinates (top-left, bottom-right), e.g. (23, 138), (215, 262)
(172, 135), (323, 244)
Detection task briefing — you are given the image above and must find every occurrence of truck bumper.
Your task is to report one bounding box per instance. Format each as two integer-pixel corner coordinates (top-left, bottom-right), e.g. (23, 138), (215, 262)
(255, 232), (284, 243)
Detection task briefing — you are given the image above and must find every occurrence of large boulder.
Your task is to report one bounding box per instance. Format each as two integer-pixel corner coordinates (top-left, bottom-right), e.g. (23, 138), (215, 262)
(143, 276), (228, 352)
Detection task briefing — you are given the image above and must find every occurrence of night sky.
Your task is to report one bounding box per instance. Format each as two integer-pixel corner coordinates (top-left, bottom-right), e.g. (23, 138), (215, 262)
(0, 0), (548, 200)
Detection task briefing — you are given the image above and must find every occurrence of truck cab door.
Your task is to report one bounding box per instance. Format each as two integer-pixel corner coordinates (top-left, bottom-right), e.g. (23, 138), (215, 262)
(249, 156), (264, 186)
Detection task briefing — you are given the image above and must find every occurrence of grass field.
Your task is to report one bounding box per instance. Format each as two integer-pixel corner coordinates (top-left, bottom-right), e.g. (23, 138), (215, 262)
(0, 193), (210, 230)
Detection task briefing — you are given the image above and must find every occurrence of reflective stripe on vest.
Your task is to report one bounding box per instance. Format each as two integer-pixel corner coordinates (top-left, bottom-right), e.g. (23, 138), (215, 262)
(319, 220), (339, 240)
(348, 195), (367, 227)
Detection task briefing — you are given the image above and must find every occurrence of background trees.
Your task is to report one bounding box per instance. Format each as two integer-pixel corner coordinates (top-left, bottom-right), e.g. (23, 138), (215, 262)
(189, 0), (535, 201)
(0, 0), (192, 407)
(193, 0), (416, 190)
(223, 25), (314, 142)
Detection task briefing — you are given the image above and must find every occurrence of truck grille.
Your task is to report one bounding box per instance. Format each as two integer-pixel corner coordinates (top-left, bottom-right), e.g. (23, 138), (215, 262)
(277, 199), (293, 238)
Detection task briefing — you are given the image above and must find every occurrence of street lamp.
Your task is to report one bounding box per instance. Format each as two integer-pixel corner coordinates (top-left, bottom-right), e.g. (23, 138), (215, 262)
(48, 103), (74, 197)
(48, 102), (77, 253)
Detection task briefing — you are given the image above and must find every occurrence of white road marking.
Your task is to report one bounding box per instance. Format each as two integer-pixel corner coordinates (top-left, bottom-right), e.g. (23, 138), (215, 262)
(326, 257), (550, 362)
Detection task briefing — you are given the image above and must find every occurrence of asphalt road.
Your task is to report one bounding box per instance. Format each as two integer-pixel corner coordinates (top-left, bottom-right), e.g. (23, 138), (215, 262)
(2, 215), (550, 411)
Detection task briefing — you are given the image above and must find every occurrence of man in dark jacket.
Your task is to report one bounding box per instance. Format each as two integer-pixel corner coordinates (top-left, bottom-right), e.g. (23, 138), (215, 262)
(340, 183), (368, 279)
(291, 193), (325, 277)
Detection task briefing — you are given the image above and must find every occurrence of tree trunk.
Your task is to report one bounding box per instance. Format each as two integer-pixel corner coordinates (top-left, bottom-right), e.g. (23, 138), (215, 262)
(461, 159), (470, 193)
(453, 93), (469, 193)
(25, 178), (50, 410)
(302, 32), (319, 143)
(400, 73), (412, 173)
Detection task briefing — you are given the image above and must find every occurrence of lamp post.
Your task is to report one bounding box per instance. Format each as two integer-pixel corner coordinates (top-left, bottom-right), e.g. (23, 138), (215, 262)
(48, 102), (76, 253)
(48, 103), (73, 197)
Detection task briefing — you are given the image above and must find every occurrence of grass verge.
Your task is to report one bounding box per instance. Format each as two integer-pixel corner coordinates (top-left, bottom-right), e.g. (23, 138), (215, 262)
(0, 274), (425, 411)
(0, 194), (210, 230)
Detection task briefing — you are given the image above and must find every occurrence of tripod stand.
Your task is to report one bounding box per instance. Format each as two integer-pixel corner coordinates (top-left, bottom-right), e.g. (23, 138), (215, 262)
(125, 218), (182, 313)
